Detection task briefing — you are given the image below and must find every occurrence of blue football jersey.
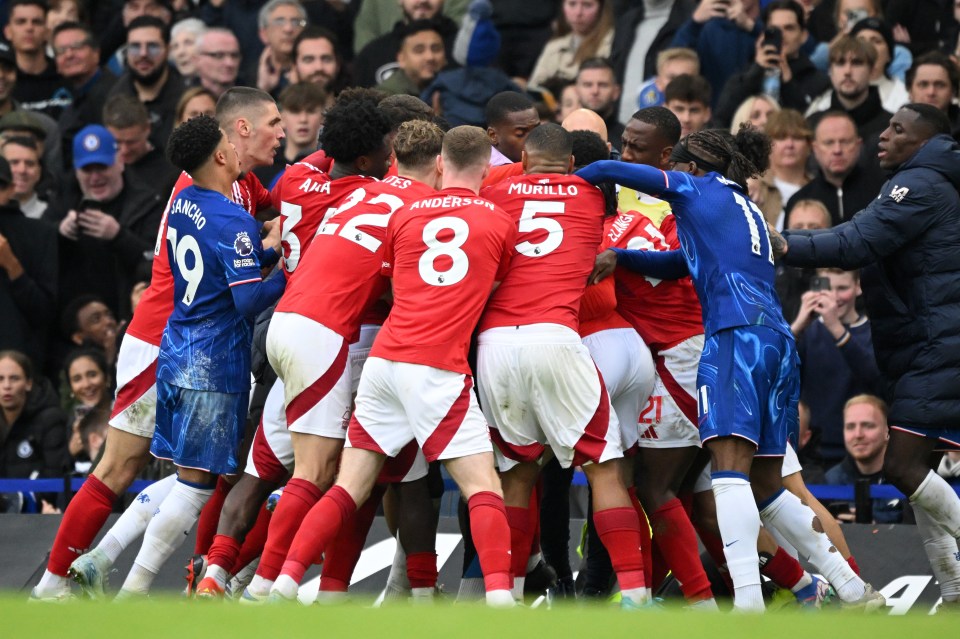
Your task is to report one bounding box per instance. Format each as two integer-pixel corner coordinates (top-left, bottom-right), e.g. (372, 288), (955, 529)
(578, 161), (792, 339)
(158, 185), (268, 392)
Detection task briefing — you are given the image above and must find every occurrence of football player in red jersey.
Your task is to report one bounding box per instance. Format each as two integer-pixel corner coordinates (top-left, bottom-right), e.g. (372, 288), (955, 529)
(478, 124), (652, 608)
(268, 126), (518, 607)
(35, 88), (284, 601)
(221, 90), (396, 601)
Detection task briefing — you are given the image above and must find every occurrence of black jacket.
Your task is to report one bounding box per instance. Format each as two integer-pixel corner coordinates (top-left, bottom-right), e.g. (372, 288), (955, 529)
(0, 377), (69, 480)
(0, 204), (57, 368)
(785, 162), (885, 226)
(783, 135), (960, 430)
(107, 68), (187, 155)
(610, 0), (696, 87)
(57, 70), (119, 171)
(807, 86), (892, 140)
(44, 180), (164, 320)
(716, 56), (831, 127)
(353, 16), (460, 88)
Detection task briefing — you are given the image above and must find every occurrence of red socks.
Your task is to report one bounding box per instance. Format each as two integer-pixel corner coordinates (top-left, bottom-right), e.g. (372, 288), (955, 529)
(593, 506), (646, 591)
(506, 505), (531, 581)
(47, 475), (118, 576)
(194, 476), (232, 555)
(467, 491), (512, 592)
(319, 484), (385, 592)
(760, 547), (805, 589)
(407, 551), (439, 589)
(650, 498), (713, 601)
(628, 487), (654, 587)
(280, 486), (356, 585)
(256, 478), (324, 581)
(207, 534), (241, 574)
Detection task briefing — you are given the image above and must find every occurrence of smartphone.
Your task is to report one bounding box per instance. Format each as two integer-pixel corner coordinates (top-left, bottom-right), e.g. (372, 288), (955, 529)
(78, 198), (103, 213)
(763, 26), (782, 53)
(809, 276), (832, 292)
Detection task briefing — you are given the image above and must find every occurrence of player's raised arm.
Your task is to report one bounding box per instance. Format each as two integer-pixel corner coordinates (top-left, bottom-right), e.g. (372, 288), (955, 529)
(576, 160), (678, 200)
(609, 247), (689, 279)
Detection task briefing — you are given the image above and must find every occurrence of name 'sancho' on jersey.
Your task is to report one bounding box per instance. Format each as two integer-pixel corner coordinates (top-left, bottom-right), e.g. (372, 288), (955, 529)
(169, 196), (207, 230)
(409, 195), (494, 211)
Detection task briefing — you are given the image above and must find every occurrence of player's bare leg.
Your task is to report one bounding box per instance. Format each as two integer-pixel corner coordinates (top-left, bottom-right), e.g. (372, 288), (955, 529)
(580, 457), (651, 607)
(34, 428), (154, 599)
(884, 430), (960, 605)
(782, 472), (854, 561)
(249, 432), (343, 595)
(634, 446), (715, 606)
(118, 466), (217, 598)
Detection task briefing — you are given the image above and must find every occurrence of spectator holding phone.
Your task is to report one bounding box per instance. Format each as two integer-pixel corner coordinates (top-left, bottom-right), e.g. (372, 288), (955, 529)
(43, 125), (164, 321)
(792, 267), (881, 465)
(715, 0), (830, 125)
(670, 0), (764, 107)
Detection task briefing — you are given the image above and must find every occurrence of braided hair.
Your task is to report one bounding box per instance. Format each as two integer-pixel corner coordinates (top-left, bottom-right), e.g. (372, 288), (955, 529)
(673, 125), (771, 186)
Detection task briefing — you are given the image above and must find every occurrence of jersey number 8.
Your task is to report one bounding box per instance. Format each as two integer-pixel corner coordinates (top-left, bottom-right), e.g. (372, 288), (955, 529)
(419, 217), (469, 286)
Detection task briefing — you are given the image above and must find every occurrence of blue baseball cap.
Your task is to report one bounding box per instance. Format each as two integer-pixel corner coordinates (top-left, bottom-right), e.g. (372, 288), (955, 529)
(73, 125), (118, 169)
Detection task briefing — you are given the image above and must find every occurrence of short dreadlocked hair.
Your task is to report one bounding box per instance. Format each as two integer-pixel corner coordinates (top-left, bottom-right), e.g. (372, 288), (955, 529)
(320, 88), (391, 164)
(680, 125), (771, 186)
(166, 114), (224, 174)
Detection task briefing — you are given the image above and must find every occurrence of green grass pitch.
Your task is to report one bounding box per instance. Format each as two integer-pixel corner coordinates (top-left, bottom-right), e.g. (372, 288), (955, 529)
(1, 596), (952, 639)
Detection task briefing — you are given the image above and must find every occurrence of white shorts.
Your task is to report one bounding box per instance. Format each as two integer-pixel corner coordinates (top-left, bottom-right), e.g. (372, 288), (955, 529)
(477, 324), (622, 471)
(245, 379), (294, 483)
(267, 312), (352, 439)
(349, 325), (381, 393)
(109, 333), (160, 438)
(582, 327), (655, 452)
(378, 440), (430, 483)
(691, 442), (803, 493)
(636, 335), (704, 449)
(347, 357), (492, 462)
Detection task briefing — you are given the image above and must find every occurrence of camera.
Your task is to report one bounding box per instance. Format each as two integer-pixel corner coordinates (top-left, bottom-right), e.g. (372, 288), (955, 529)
(809, 276), (832, 292)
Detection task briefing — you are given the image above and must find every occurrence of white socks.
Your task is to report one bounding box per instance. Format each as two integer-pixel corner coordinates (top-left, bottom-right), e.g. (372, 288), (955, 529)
(913, 498), (960, 601)
(119, 478), (214, 595)
(712, 474), (764, 612)
(99, 474), (177, 563)
(383, 533), (411, 600)
(911, 470), (960, 539)
(759, 488), (864, 602)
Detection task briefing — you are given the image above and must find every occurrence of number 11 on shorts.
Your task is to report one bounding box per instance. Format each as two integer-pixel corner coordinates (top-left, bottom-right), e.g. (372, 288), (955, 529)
(698, 385), (709, 417)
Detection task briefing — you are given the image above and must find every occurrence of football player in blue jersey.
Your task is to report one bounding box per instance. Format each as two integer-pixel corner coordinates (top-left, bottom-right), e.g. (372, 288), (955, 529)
(577, 126), (884, 612)
(116, 115), (286, 598)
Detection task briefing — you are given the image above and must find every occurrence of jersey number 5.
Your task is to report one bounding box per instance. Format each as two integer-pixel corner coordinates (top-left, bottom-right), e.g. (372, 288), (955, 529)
(516, 201), (564, 257)
(419, 217), (469, 286)
(166, 227), (204, 306)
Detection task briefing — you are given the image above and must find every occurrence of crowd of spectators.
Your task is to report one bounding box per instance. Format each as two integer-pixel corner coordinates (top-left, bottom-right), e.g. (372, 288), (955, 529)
(0, 0), (958, 521)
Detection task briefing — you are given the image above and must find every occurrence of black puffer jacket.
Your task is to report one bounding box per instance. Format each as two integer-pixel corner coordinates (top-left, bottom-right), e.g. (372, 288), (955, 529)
(783, 135), (960, 429)
(0, 377), (69, 479)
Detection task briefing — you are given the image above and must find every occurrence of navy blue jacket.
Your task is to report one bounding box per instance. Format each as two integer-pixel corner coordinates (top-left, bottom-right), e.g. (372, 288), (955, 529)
(783, 135), (960, 430)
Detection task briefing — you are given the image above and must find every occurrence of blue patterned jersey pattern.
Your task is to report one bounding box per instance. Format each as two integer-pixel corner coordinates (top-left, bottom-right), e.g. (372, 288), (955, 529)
(577, 160), (791, 340)
(159, 185), (283, 393)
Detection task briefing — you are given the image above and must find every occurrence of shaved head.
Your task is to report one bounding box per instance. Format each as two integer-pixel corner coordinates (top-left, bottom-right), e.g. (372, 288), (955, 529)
(561, 108), (608, 142)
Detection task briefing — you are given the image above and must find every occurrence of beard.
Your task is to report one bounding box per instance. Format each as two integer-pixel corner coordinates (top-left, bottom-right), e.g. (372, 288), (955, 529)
(130, 63), (166, 87)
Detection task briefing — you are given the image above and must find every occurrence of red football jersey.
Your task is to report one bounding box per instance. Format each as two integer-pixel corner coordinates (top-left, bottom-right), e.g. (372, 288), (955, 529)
(371, 187), (517, 374)
(603, 188), (702, 350)
(126, 170), (271, 346)
(276, 175), (436, 340)
(271, 152), (376, 276)
(479, 174), (605, 333)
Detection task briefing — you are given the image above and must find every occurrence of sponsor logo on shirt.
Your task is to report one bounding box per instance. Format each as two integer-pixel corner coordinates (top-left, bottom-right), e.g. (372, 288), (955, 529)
(888, 185), (910, 203)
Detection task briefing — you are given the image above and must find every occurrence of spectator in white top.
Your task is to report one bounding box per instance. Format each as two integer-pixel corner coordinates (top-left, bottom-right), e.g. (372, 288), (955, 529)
(528, 0), (614, 87)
